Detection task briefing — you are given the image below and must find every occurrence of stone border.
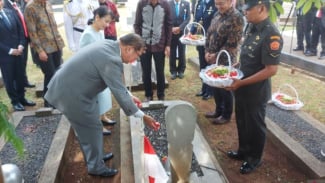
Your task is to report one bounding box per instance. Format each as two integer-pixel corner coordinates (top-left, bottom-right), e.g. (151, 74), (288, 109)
(122, 100), (228, 183)
(0, 109), (71, 183)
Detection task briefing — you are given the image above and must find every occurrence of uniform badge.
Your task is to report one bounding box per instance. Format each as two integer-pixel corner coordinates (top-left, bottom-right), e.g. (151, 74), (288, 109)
(256, 35), (260, 40)
(270, 41), (280, 51)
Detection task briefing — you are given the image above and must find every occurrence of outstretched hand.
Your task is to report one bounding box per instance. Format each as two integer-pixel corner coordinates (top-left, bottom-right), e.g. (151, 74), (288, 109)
(132, 96), (142, 108)
(143, 115), (160, 131)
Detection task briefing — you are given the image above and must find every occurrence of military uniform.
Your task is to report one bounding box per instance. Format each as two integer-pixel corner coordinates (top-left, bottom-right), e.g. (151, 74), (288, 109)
(193, 0), (217, 98)
(234, 19), (283, 166)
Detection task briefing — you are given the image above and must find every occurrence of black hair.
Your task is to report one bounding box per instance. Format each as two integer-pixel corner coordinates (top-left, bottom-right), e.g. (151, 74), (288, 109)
(119, 33), (145, 51)
(87, 6), (113, 25)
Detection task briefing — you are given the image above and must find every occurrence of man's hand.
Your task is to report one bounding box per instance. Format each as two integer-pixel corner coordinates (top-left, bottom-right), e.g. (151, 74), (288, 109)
(11, 49), (22, 56)
(132, 96), (142, 108)
(172, 27), (181, 35)
(39, 51), (48, 62)
(225, 78), (241, 91)
(205, 52), (217, 64)
(165, 46), (170, 57)
(143, 115), (160, 131)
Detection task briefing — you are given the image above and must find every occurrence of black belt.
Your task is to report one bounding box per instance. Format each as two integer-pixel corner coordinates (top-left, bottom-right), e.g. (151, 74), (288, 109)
(73, 27), (84, 33)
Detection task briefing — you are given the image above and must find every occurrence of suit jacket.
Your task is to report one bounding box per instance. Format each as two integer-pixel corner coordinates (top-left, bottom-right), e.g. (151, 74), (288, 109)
(0, 8), (25, 63)
(168, 0), (190, 33)
(44, 40), (139, 124)
(193, 0), (217, 31)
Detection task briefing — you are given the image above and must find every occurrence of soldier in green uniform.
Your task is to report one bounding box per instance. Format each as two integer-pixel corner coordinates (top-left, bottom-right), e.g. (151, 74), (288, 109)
(225, 0), (283, 174)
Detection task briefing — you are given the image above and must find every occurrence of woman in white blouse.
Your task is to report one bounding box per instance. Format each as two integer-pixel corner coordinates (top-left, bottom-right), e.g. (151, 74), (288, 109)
(79, 6), (115, 135)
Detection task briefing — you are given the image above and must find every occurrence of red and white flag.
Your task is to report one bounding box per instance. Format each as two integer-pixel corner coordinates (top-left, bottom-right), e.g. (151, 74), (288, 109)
(144, 136), (169, 183)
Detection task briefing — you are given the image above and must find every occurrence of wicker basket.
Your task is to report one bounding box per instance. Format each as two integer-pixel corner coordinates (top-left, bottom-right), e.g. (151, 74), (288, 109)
(179, 22), (205, 46)
(271, 84), (304, 110)
(199, 50), (243, 88)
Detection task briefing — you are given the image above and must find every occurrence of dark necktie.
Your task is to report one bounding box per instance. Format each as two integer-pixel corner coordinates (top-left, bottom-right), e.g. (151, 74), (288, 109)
(175, 2), (179, 17)
(0, 11), (11, 29)
(12, 3), (28, 37)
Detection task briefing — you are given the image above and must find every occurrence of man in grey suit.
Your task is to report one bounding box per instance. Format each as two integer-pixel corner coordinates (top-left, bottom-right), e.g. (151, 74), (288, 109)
(44, 33), (160, 177)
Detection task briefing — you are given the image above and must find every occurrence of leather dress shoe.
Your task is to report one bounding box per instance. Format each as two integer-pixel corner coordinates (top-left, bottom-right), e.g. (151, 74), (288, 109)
(103, 129), (112, 136)
(292, 46), (304, 51)
(13, 103), (25, 111)
(202, 94), (212, 100)
(103, 152), (114, 161)
(227, 150), (245, 161)
(102, 120), (117, 126)
(171, 73), (177, 80)
(89, 167), (118, 177)
(178, 72), (184, 79)
(20, 99), (36, 106)
(195, 91), (205, 97)
(240, 161), (262, 174)
(143, 96), (153, 103)
(211, 116), (230, 124)
(304, 50), (316, 56)
(205, 111), (219, 118)
(158, 96), (165, 101)
(25, 83), (36, 88)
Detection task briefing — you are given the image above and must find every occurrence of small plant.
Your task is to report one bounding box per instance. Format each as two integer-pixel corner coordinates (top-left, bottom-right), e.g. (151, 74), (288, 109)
(0, 101), (24, 157)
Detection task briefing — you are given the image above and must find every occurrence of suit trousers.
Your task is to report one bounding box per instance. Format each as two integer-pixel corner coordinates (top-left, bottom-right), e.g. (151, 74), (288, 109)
(64, 113), (107, 174)
(311, 17), (325, 54)
(22, 40), (30, 85)
(295, 15), (304, 48)
(196, 46), (213, 95)
(140, 51), (165, 99)
(213, 87), (233, 119)
(35, 50), (62, 99)
(169, 34), (186, 74)
(0, 55), (25, 104)
(235, 97), (267, 164)
(303, 8), (317, 50)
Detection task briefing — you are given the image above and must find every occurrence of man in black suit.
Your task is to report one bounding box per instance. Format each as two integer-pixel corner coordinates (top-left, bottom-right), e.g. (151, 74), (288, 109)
(4, 0), (35, 88)
(0, 0), (35, 111)
(168, 0), (190, 80)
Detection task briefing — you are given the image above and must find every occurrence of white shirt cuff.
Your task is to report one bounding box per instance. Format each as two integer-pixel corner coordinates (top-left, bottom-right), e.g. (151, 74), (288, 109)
(133, 110), (145, 118)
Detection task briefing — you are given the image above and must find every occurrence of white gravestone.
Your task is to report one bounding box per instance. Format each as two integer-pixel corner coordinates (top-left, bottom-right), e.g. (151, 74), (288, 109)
(165, 101), (197, 183)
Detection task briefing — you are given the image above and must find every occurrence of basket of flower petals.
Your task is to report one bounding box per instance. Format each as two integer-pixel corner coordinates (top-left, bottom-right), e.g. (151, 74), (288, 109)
(271, 84), (304, 110)
(199, 50), (244, 88)
(180, 22), (206, 46)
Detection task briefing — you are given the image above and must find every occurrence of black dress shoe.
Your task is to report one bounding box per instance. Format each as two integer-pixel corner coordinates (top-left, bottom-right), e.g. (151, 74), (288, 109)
(13, 103), (25, 111)
(20, 99), (36, 106)
(89, 167), (118, 177)
(103, 129), (112, 136)
(195, 91), (205, 97)
(25, 83), (36, 88)
(171, 73), (177, 80)
(304, 50), (316, 56)
(102, 120), (117, 126)
(292, 46), (304, 51)
(211, 116), (230, 124)
(227, 150), (245, 161)
(202, 94), (212, 100)
(240, 161), (262, 174)
(205, 111), (219, 118)
(103, 152), (114, 161)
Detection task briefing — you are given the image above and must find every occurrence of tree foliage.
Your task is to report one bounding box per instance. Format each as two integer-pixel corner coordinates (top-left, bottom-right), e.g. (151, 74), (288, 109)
(269, 0), (324, 22)
(0, 101), (24, 157)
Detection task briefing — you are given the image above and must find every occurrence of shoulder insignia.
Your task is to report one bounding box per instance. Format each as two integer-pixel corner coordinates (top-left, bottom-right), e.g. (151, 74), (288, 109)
(270, 35), (281, 40)
(270, 41), (280, 51)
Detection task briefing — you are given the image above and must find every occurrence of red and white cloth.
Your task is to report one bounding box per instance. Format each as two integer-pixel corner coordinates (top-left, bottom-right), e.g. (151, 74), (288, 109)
(144, 136), (169, 183)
